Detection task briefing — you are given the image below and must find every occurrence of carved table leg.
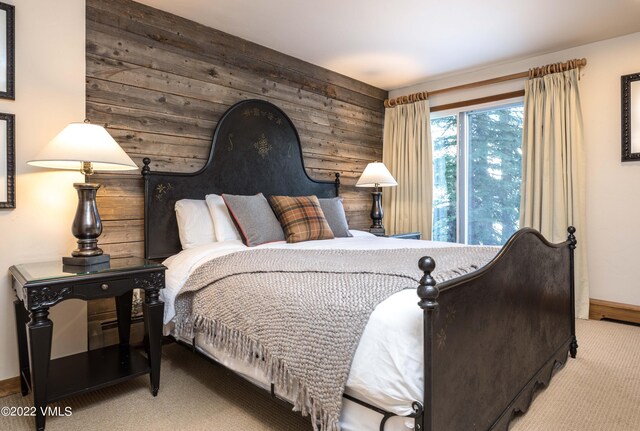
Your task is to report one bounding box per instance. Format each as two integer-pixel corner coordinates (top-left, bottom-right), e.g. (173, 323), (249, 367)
(143, 287), (164, 396)
(14, 300), (31, 396)
(28, 307), (53, 431)
(115, 290), (133, 346)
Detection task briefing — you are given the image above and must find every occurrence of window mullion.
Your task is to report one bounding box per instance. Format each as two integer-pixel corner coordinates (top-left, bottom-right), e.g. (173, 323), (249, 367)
(457, 111), (466, 244)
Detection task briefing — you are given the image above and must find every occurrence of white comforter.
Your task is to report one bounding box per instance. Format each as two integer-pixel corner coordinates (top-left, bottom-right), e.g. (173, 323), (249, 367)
(161, 231), (466, 421)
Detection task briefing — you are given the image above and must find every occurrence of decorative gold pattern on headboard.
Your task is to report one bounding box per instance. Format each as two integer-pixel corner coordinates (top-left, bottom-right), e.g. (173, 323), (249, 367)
(254, 134), (272, 159)
(155, 182), (173, 201)
(227, 133), (234, 152)
(242, 108), (283, 126)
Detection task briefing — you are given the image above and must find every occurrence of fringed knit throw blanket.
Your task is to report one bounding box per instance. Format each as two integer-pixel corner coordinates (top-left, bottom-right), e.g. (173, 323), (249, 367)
(174, 247), (497, 431)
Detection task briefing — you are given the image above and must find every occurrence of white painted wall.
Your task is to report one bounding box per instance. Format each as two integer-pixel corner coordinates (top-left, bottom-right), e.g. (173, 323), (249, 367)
(0, 0), (86, 380)
(391, 32), (640, 307)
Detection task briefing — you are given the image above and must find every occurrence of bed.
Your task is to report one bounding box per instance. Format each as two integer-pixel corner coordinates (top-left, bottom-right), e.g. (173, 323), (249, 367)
(142, 99), (578, 431)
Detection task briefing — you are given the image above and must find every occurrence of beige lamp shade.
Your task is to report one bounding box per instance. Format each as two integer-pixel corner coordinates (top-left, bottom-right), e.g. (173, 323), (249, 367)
(355, 162), (398, 187)
(28, 122), (137, 171)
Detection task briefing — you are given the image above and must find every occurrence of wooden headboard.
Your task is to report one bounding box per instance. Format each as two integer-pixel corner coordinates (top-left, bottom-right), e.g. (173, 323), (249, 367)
(142, 99), (340, 260)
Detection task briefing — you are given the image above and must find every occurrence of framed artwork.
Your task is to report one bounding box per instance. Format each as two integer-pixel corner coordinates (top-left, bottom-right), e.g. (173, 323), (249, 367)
(0, 112), (14, 208)
(622, 72), (640, 161)
(0, 2), (14, 100)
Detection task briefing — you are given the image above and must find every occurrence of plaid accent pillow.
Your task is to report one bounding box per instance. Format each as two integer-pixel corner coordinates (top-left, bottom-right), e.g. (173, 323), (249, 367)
(269, 195), (335, 243)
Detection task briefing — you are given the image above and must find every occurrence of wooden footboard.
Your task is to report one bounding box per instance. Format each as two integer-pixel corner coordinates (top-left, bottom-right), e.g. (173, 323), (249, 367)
(417, 227), (576, 431)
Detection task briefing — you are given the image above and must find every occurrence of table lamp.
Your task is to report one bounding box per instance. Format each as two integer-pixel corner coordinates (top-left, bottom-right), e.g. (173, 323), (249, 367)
(355, 162), (397, 235)
(28, 121), (138, 266)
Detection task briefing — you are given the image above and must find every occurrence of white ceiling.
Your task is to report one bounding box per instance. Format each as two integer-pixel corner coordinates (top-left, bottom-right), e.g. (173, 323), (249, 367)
(138, 0), (640, 91)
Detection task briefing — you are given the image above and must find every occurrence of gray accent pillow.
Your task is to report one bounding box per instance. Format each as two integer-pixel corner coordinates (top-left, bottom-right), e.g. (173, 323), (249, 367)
(318, 197), (352, 238)
(222, 193), (285, 246)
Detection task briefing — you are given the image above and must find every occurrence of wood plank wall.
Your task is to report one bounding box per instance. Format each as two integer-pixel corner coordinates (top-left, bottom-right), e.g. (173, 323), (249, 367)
(85, 0), (386, 336)
(86, 0), (386, 261)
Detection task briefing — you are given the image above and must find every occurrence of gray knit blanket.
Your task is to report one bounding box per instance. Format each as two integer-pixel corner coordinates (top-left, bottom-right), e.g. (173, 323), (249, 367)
(174, 247), (497, 431)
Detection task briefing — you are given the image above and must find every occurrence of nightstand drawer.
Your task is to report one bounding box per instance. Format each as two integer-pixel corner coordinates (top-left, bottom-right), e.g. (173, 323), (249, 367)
(74, 278), (132, 298)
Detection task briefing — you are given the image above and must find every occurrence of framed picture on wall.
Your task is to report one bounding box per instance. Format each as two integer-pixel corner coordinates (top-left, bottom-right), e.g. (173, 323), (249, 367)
(0, 112), (14, 208)
(0, 2), (14, 100)
(622, 72), (640, 161)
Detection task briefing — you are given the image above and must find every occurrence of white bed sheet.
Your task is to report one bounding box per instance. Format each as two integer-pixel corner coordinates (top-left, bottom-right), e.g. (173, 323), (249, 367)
(161, 230), (467, 427)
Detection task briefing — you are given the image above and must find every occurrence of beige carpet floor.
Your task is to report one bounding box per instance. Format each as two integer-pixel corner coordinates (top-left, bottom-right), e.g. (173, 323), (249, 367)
(1, 319), (639, 430)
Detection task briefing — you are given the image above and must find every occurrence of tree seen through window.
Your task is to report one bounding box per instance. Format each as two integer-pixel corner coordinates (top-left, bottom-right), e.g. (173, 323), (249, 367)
(431, 103), (523, 245)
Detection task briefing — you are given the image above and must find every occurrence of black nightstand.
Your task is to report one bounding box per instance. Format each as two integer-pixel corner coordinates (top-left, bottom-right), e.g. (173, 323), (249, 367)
(373, 232), (422, 240)
(9, 257), (165, 431)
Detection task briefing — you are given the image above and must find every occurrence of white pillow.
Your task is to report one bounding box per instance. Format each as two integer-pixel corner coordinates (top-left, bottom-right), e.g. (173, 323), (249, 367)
(205, 194), (241, 241)
(175, 199), (216, 249)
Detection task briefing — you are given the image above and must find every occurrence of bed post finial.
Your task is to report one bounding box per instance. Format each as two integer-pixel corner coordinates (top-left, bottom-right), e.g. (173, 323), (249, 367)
(334, 172), (341, 196)
(567, 226), (578, 358)
(417, 256), (437, 431)
(142, 158), (151, 176)
(567, 226), (577, 250)
(418, 256), (438, 310)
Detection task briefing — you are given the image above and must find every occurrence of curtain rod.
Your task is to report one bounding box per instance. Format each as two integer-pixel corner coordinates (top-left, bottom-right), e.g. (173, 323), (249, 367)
(384, 58), (587, 108)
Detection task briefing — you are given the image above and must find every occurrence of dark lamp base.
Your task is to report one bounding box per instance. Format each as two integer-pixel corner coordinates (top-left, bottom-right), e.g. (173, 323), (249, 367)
(66, 182), (107, 268)
(368, 191), (385, 236)
(63, 254), (110, 267)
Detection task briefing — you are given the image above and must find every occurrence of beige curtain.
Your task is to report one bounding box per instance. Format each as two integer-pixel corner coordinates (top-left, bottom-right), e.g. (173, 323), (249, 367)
(520, 68), (589, 319)
(382, 99), (432, 238)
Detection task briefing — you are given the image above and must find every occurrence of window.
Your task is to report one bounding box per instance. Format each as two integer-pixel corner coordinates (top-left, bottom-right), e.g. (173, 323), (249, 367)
(431, 102), (524, 245)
